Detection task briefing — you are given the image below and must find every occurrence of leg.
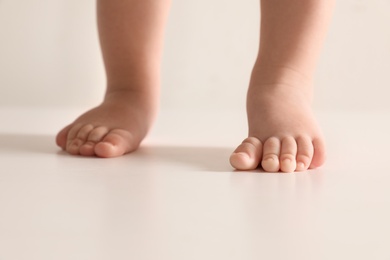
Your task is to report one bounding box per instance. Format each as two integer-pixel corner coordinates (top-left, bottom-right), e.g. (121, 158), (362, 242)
(56, 0), (171, 157)
(230, 0), (334, 172)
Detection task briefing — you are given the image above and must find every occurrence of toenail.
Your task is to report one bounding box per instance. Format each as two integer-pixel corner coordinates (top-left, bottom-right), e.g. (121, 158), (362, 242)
(283, 158), (292, 163)
(264, 157), (275, 162)
(298, 162), (305, 169)
(235, 152), (250, 159)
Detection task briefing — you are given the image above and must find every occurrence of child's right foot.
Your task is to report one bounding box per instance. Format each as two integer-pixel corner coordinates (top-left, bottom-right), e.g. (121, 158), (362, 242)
(56, 89), (157, 157)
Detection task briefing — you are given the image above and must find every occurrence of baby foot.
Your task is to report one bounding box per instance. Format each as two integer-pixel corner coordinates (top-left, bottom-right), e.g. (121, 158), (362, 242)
(56, 90), (157, 157)
(230, 81), (326, 173)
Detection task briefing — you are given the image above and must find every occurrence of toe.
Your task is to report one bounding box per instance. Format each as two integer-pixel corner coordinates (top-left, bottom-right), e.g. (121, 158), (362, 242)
(94, 129), (136, 158)
(295, 136), (314, 171)
(279, 136), (297, 173)
(66, 123), (83, 146)
(67, 124), (94, 155)
(56, 124), (72, 150)
(79, 126), (109, 156)
(230, 137), (263, 170)
(309, 137), (327, 169)
(261, 137), (281, 172)
(79, 142), (95, 156)
(87, 126), (110, 143)
(65, 123), (84, 154)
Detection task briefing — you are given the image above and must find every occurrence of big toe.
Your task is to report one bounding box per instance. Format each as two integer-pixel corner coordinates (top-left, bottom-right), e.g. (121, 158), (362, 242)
(230, 137), (263, 170)
(94, 129), (137, 158)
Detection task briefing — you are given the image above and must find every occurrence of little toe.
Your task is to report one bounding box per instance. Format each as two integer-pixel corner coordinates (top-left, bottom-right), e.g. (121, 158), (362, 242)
(94, 129), (136, 158)
(230, 137), (263, 170)
(56, 124), (72, 150)
(261, 137), (281, 172)
(309, 137), (327, 169)
(79, 126), (109, 156)
(279, 136), (297, 173)
(295, 136), (314, 171)
(67, 124), (94, 155)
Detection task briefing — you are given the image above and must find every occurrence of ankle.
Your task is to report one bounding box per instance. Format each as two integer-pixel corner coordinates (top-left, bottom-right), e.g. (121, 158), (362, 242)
(104, 86), (158, 107)
(252, 62), (312, 87)
(105, 64), (161, 93)
(249, 63), (314, 102)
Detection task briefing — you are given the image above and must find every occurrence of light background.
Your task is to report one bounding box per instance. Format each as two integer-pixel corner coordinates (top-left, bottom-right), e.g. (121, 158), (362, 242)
(0, 0), (389, 112)
(1, 2), (390, 257)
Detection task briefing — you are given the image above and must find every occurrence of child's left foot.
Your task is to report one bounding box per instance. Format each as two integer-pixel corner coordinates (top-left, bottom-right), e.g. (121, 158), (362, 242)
(230, 69), (326, 173)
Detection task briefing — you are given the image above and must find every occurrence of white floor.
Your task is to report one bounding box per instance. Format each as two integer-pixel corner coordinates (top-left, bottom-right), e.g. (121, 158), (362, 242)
(0, 108), (389, 260)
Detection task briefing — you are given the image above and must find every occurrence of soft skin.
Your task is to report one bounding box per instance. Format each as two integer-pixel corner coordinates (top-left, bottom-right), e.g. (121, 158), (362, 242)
(57, 0), (334, 173)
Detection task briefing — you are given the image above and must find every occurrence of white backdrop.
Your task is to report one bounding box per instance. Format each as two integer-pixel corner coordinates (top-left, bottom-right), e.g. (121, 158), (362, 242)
(0, 0), (390, 112)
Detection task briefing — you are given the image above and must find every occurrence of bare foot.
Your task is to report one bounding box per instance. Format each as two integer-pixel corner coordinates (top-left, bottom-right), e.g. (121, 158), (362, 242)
(56, 89), (156, 158)
(230, 72), (326, 173)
